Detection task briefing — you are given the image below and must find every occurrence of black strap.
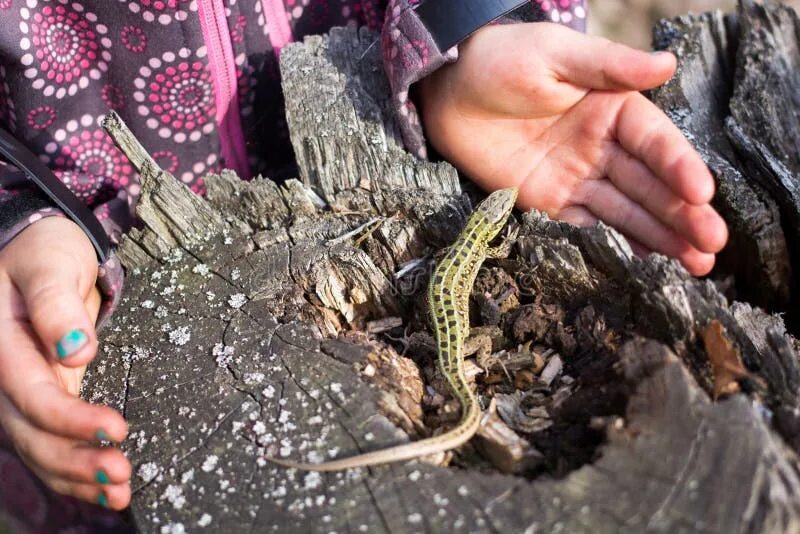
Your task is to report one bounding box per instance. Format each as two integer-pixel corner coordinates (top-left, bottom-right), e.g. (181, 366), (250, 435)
(415, 0), (530, 51)
(0, 127), (111, 264)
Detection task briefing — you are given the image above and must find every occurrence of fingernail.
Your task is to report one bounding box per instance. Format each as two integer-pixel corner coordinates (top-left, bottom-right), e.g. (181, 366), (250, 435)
(649, 50), (671, 56)
(96, 469), (110, 485)
(95, 429), (111, 442)
(56, 329), (88, 359)
(97, 492), (109, 508)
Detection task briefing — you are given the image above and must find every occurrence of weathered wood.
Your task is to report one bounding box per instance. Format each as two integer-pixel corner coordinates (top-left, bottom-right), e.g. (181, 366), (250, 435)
(651, 7), (792, 310)
(85, 19), (800, 534)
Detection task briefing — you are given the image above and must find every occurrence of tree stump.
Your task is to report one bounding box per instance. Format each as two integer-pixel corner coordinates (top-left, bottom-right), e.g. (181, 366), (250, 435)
(86, 10), (800, 533)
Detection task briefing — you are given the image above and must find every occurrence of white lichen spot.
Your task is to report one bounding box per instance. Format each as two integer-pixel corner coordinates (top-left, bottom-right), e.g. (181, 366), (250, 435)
(212, 343), (234, 367)
(162, 485), (186, 510)
(141, 300), (155, 309)
(137, 462), (159, 482)
(155, 305), (168, 319)
(330, 383), (342, 394)
(262, 385), (276, 399)
(304, 472), (322, 490)
(307, 451), (324, 464)
(192, 263), (210, 276)
(408, 470), (421, 482)
(160, 523), (186, 534)
(252, 421), (267, 435)
(181, 469), (194, 484)
(408, 513), (422, 524)
(244, 372), (265, 385)
(201, 455), (218, 472)
(228, 293), (247, 309)
(230, 268), (241, 281)
(457, 485), (469, 497)
(197, 514), (212, 527)
(168, 326), (191, 346)
(364, 432), (374, 442)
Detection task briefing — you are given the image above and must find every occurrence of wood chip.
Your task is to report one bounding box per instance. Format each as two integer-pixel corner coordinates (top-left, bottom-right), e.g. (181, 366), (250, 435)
(701, 320), (750, 399)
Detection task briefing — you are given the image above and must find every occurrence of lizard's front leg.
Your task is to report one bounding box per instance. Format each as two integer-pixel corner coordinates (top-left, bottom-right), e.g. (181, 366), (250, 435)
(486, 226), (519, 259)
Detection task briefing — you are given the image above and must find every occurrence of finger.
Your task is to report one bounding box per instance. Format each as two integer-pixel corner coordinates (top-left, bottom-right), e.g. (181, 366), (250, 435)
(576, 179), (716, 276)
(556, 206), (599, 227)
(626, 236), (653, 259)
(538, 23), (677, 91)
(606, 146), (729, 253)
(556, 206), (653, 258)
(615, 92), (716, 205)
(10, 262), (99, 367)
(45, 479), (131, 511)
(0, 393), (131, 488)
(0, 315), (127, 443)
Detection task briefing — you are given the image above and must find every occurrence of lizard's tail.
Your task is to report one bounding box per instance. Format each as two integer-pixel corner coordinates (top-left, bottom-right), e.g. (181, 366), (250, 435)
(264, 396), (482, 472)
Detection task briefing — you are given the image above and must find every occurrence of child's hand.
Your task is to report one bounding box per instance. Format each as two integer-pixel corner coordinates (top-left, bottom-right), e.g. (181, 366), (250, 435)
(417, 23), (728, 276)
(0, 217), (130, 509)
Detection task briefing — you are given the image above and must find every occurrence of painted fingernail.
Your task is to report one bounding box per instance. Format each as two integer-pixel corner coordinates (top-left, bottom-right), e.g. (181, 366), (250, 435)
(96, 469), (110, 485)
(97, 492), (109, 508)
(56, 329), (88, 359)
(95, 429), (111, 442)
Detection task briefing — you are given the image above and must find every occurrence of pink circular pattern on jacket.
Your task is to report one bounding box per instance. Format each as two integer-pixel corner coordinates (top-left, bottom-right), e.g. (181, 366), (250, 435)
(44, 123), (135, 203)
(120, 0), (197, 25)
(27, 106), (57, 130)
(535, 0), (586, 24)
(133, 49), (216, 143)
(102, 84), (126, 109)
(20, 1), (112, 100)
(121, 25), (148, 53)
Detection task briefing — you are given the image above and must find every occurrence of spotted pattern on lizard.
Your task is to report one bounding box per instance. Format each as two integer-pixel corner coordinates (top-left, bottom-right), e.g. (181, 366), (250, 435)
(266, 187), (518, 471)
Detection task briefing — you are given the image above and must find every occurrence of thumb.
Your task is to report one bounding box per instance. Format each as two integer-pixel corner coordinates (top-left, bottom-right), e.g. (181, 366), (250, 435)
(9, 223), (100, 368)
(538, 23), (677, 91)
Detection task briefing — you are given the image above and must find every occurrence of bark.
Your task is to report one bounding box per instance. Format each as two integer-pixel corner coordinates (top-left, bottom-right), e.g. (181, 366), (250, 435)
(85, 17), (800, 534)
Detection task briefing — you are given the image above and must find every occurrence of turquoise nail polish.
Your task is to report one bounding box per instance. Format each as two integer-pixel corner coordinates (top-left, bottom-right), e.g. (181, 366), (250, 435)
(97, 492), (109, 508)
(95, 429), (111, 442)
(96, 469), (110, 485)
(56, 329), (88, 359)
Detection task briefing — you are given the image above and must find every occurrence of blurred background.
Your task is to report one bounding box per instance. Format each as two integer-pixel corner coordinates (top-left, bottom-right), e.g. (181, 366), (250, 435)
(588, 0), (800, 48)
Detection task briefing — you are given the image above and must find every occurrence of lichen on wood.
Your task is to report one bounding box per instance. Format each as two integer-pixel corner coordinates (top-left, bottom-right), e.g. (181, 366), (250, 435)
(86, 16), (800, 534)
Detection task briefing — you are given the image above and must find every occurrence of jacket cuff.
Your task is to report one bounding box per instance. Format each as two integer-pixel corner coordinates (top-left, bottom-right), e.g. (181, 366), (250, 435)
(381, 0), (587, 158)
(0, 187), (65, 250)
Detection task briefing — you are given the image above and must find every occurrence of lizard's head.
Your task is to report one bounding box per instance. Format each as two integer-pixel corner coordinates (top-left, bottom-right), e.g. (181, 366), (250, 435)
(475, 187), (518, 226)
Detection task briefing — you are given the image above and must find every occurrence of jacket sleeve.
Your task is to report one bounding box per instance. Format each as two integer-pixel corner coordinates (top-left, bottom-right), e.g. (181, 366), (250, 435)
(0, 161), (124, 327)
(381, 0), (587, 158)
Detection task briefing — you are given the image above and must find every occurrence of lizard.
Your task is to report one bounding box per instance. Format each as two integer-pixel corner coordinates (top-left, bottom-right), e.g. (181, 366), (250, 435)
(266, 187), (519, 471)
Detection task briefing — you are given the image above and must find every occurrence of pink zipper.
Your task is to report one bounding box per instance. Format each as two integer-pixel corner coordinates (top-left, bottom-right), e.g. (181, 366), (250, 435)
(197, 0), (251, 179)
(261, 0), (294, 57)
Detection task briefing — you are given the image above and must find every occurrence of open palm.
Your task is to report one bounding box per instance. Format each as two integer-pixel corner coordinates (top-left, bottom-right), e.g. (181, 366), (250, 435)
(418, 23), (728, 276)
